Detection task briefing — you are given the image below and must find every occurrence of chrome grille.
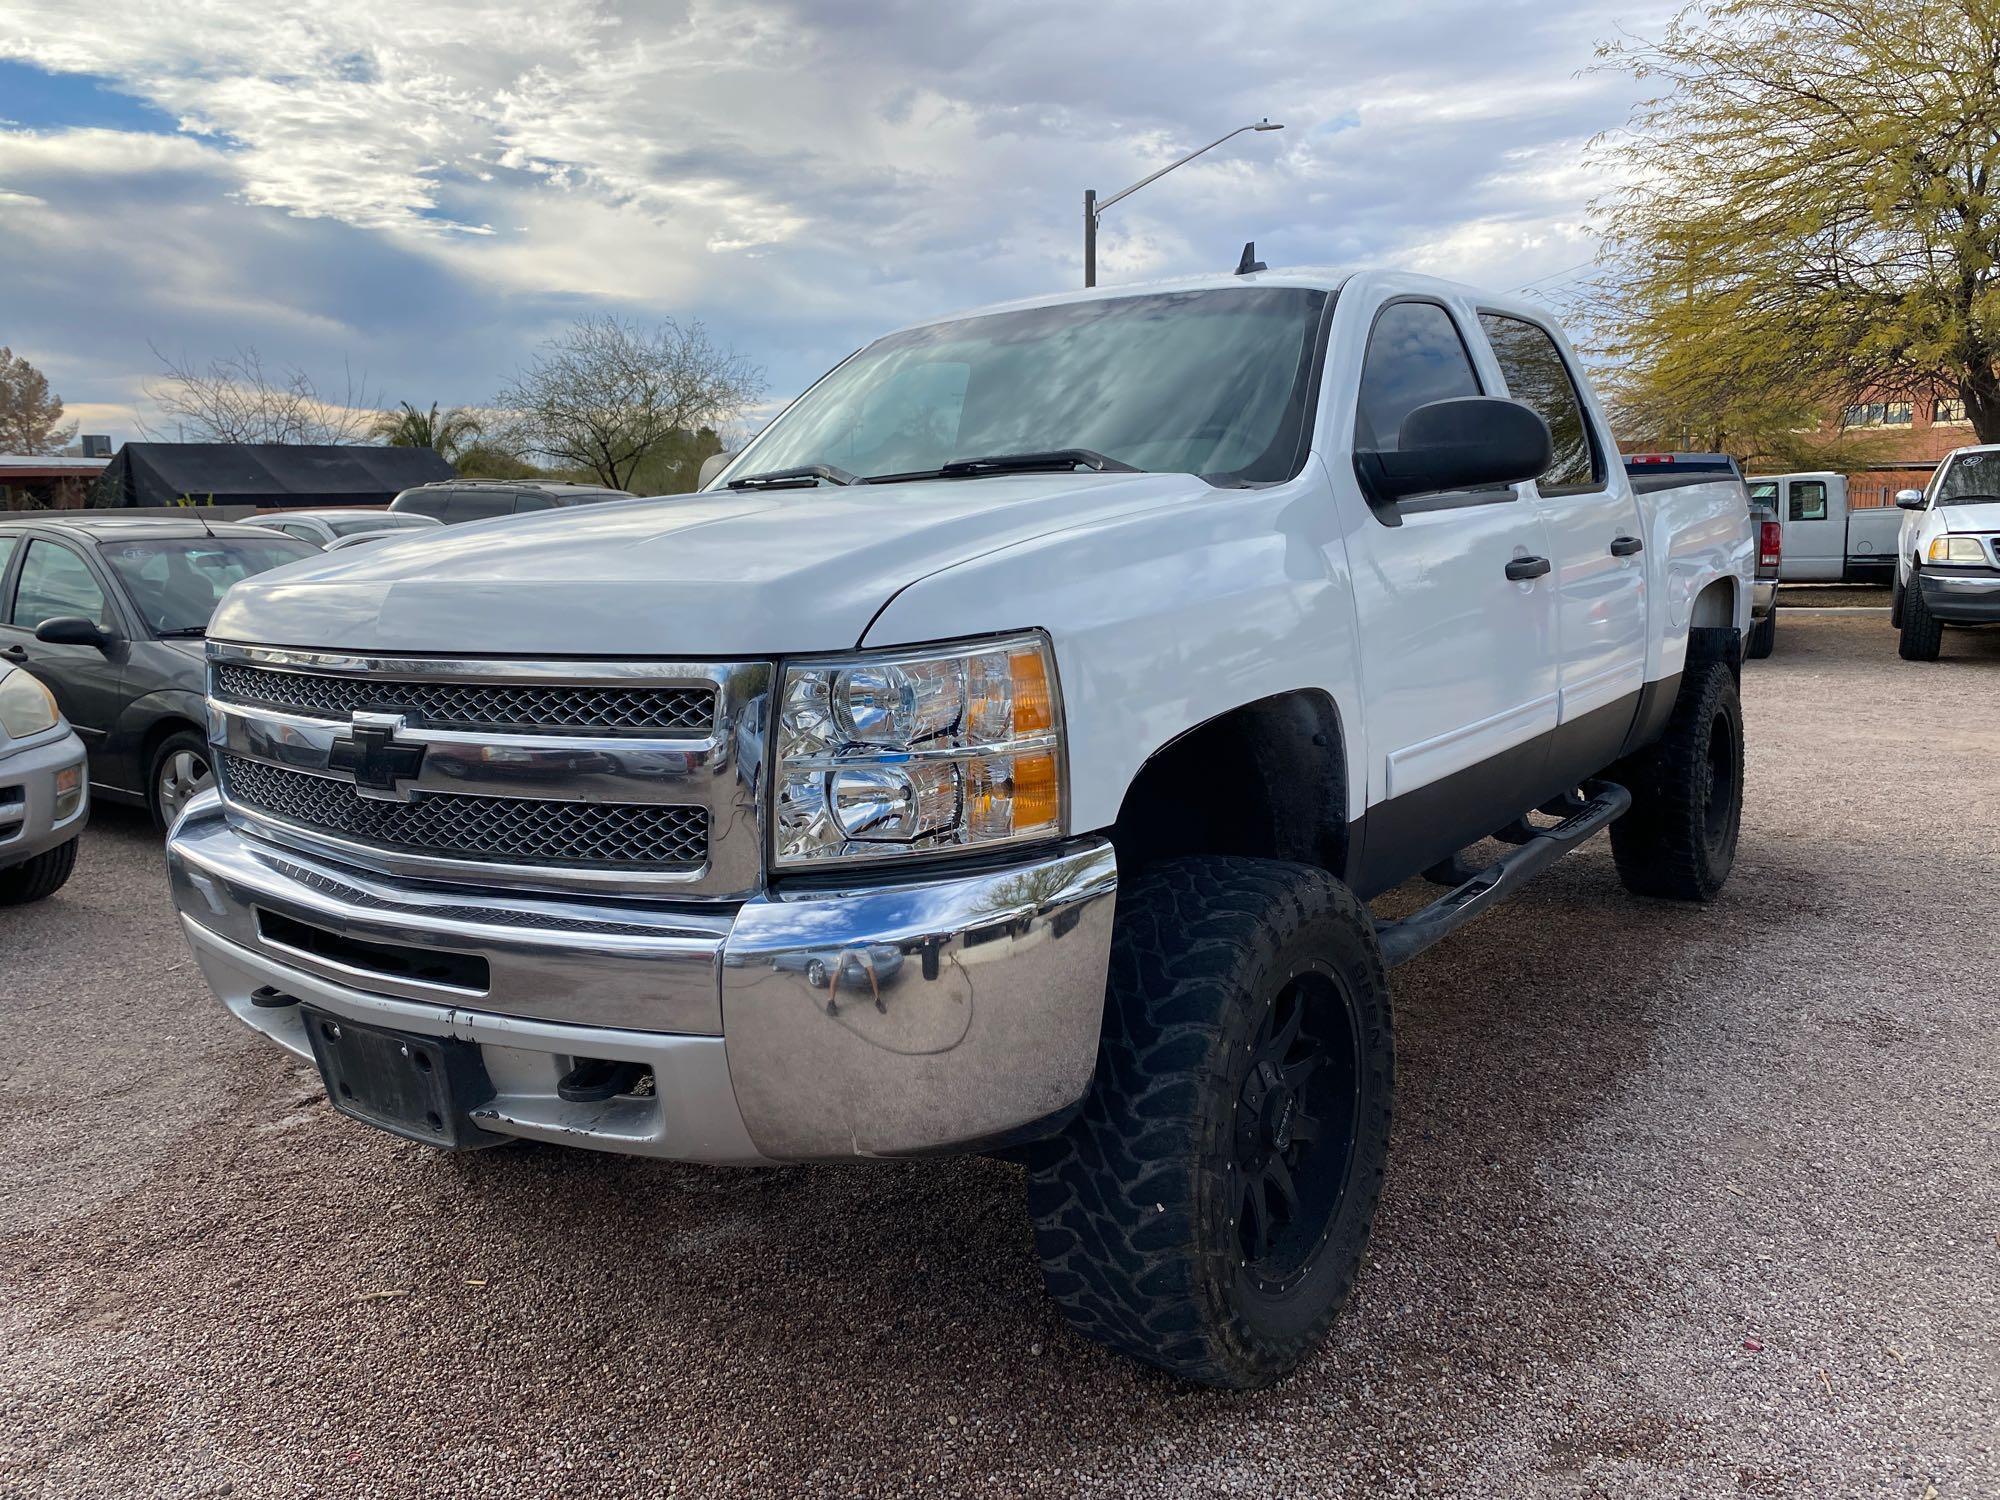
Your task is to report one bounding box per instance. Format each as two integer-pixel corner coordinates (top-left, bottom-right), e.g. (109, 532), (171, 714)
(221, 755), (706, 869)
(213, 662), (714, 736)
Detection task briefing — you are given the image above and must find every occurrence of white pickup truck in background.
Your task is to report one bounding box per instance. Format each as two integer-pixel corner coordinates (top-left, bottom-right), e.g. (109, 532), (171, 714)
(1749, 470), (1901, 584)
(168, 265), (1753, 1389)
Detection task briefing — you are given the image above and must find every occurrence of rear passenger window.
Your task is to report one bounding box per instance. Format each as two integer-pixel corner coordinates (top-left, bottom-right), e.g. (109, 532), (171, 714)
(1478, 313), (1601, 492)
(1789, 481), (1828, 521)
(1355, 301), (1483, 451)
(511, 493), (555, 513)
(446, 491), (516, 522)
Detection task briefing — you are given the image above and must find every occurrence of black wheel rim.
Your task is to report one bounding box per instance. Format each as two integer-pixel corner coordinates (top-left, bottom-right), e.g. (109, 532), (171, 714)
(1231, 966), (1361, 1295)
(1701, 706), (1738, 854)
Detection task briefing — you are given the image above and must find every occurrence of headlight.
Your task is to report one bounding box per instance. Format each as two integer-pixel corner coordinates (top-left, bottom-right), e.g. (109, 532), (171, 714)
(0, 669), (59, 740)
(1928, 535), (1991, 564)
(774, 631), (1065, 867)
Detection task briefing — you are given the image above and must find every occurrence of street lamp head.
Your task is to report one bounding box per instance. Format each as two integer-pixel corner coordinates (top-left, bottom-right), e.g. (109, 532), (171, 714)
(1252, 120), (1285, 131)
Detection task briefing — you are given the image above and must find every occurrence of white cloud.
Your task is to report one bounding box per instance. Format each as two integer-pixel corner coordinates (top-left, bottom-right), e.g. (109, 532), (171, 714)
(0, 0), (1679, 435)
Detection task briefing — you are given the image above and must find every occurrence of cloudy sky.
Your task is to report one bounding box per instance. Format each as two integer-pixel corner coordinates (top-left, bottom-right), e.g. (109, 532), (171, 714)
(0, 0), (1672, 444)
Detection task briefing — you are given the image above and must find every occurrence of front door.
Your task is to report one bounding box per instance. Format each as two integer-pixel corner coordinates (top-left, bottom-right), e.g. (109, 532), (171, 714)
(1478, 312), (1649, 784)
(0, 537), (127, 753)
(1338, 297), (1562, 895)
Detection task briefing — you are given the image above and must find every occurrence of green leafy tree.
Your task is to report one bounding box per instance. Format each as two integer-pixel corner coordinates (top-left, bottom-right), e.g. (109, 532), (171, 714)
(1594, 1), (2000, 445)
(0, 347), (76, 454)
(371, 400), (485, 464)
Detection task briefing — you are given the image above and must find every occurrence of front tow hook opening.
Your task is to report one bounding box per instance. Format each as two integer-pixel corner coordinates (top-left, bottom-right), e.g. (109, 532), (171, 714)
(556, 1058), (654, 1104)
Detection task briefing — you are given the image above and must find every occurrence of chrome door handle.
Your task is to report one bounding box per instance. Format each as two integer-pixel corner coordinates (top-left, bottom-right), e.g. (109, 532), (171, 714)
(1505, 555), (1552, 581)
(1609, 535), (1644, 557)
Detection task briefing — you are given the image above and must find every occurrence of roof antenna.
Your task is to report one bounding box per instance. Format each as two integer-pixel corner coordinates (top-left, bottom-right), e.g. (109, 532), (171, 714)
(1235, 240), (1266, 276)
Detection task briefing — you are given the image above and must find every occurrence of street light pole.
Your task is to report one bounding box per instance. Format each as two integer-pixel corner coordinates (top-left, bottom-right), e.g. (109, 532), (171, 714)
(1083, 119), (1283, 288)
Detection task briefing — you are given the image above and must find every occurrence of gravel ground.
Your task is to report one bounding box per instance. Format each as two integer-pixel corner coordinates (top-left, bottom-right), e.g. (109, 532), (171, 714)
(2, 611), (1995, 1499)
(1777, 584), (1891, 609)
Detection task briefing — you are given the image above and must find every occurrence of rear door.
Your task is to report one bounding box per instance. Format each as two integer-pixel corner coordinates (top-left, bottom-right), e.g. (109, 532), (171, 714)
(1339, 296), (1561, 892)
(1780, 477), (1839, 579)
(1477, 311), (1648, 782)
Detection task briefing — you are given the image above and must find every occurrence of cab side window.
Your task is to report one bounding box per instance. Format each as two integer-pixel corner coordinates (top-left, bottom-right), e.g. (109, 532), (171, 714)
(1789, 481), (1828, 521)
(447, 491), (516, 522)
(1477, 313), (1601, 493)
(1355, 301), (1483, 452)
(10, 540), (112, 630)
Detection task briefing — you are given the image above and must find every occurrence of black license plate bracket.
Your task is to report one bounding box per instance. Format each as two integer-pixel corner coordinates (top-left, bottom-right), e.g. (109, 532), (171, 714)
(301, 1007), (495, 1148)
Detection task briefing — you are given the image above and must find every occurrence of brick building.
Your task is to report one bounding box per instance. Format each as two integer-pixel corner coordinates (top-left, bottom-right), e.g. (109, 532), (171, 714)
(1825, 394), (1979, 508)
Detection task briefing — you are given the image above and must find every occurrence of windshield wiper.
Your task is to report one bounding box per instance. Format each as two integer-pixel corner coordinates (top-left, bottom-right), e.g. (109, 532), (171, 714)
(727, 464), (858, 490)
(156, 626), (207, 638)
(935, 448), (1140, 479)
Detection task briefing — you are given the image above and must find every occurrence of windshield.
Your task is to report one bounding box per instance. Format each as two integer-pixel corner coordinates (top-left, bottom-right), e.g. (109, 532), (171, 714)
(1931, 450), (2000, 504)
(730, 287), (1328, 486)
(325, 513), (430, 537)
(99, 535), (315, 635)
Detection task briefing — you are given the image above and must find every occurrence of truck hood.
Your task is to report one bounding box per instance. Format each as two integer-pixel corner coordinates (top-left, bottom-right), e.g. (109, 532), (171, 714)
(1941, 500), (2000, 533)
(209, 472), (1211, 656)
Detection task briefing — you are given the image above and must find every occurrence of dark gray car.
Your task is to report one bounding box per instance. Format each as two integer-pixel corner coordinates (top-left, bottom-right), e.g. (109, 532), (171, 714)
(0, 517), (316, 829)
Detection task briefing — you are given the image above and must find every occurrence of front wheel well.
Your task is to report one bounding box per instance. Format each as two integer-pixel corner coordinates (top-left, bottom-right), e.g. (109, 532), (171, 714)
(139, 715), (205, 778)
(1109, 690), (1349, 877)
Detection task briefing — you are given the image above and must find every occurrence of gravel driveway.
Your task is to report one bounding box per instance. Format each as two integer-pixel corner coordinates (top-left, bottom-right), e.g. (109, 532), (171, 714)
(2, 611), (1994, 1499)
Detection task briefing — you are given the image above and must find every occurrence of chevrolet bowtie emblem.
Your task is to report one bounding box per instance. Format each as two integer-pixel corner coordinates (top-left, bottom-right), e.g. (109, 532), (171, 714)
(328, 714), (426, 800)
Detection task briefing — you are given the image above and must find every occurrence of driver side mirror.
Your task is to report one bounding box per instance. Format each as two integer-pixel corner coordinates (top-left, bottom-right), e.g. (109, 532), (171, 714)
(34, 616), (113, 651)
(1357, 397), (1554, 510)
(1895, 488), (1926, 510)
(697, 450), (739, 490)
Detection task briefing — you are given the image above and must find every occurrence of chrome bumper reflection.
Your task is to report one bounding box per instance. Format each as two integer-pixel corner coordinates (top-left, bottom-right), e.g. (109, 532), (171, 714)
(168, 789), (1118, 1163)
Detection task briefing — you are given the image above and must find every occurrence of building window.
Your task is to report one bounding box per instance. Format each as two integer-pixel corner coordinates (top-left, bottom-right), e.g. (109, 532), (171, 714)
(1843, 401), (1912, 428)
(1934, 398), (1969, 424)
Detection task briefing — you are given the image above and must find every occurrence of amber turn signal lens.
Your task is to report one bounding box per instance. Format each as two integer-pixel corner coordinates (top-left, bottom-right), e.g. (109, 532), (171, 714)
(1011, 749), (1061, 832)
(1010, 648), (1054, 734)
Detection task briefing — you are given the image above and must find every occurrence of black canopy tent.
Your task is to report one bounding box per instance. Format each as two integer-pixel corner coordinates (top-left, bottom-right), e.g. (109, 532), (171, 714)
(95, 443), (455, 510)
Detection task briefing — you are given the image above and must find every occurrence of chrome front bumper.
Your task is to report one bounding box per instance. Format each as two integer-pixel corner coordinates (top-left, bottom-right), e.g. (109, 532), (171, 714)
(0, 727), (88, 868)
(167, 791), (1117, 1163)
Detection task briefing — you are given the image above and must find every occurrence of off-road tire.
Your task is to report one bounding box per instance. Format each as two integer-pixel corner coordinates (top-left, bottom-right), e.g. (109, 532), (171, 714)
(1898, 569), (1943, 661)
(0, 837), (79, 906)
(148, 729), (213, 833)
(1746, 608), (1776, 660)
(1610, 659), (1743, 902)
(1026, 857), (1393, 1390)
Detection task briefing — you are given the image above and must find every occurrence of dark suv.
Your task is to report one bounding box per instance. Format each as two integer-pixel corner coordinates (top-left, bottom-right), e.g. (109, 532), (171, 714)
(0, 516), (315, 829)
(387, 480), (633, 524)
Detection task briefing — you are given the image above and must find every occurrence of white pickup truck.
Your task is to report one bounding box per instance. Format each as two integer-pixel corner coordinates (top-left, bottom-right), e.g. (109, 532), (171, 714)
(167, 267), (1754, 1389)
(1891, 443), (2000, 659)
(1748, 470), (1901, 584)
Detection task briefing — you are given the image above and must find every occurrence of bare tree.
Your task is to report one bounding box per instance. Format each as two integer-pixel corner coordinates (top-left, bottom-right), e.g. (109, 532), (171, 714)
(142, 345), (376, 445)
(493, 316), (764, 490)
(0, 347), (77, 454)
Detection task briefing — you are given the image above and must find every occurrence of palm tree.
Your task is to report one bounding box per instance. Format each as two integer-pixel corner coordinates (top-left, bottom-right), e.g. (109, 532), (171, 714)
(371, 401), (484, 464)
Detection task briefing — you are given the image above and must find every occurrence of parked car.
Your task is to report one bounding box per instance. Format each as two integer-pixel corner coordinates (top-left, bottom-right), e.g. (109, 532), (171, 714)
(1747, 470), (1899, 583)
(0, 660), (88, 904)
(388, 480), (633, 524)
(321, 530), (413, 553)
(1628, 453), (1777, 657)
(168, 267), (1752, 1389)
(0, 517), (315, 829)
(1891, 443), (2000, 659)
(246, 509), (443, 548)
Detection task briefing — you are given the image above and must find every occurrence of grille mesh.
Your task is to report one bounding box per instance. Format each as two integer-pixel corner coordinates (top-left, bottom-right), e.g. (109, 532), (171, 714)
(222, 756), (706, 869)
(213, 663), (714, 735)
